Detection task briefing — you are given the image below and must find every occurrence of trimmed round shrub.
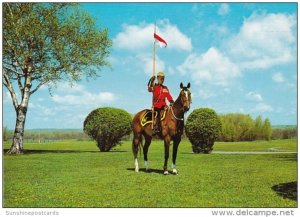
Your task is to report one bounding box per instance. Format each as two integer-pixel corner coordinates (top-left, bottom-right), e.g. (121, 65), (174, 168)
(83, 107), (132, 152)
(185, 108), (222, 154)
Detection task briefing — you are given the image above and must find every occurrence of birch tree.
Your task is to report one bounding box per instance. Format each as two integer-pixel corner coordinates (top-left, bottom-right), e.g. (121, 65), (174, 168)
(3, 3), (111, 154)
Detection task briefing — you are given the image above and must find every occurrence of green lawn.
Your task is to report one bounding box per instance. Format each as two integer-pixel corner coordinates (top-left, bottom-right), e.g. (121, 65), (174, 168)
(3, 139), (297, 208)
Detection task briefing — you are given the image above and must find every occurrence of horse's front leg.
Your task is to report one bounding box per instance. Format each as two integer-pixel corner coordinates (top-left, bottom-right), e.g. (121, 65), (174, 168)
(163, 136), (171, 175)
(143, 135), (152, 171)
(172, 136), (181, 175)
(132, 133), (141, 172)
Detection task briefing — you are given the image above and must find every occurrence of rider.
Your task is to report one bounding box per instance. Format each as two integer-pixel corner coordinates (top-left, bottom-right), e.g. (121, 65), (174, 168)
(148, 71), (174, 135)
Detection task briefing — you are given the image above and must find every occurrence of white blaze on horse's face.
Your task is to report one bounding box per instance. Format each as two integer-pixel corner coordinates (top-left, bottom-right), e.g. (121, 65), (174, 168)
(185, 90), (190, 110)
(184, 90), (189, 100)
(181, 89), (190, 112)
(180, 82), (191, 112)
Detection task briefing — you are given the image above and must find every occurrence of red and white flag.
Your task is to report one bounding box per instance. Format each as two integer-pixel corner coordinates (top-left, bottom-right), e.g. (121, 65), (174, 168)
(154, 33), (167, 48)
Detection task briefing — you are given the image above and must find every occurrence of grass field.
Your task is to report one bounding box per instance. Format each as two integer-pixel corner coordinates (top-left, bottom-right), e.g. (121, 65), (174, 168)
(3, 139), (297, 208)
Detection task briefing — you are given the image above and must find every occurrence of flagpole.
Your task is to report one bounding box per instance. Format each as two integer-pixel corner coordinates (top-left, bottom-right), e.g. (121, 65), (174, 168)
(152, 24), (156, 77)
(151, 23), (156, 130)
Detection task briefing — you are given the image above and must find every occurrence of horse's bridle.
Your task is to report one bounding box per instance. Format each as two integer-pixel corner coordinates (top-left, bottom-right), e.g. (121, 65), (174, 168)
(170, 89), (191, 121)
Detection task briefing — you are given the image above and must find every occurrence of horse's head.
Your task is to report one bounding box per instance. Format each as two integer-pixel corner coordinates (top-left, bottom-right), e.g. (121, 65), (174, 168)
(179, 82), (192, 112)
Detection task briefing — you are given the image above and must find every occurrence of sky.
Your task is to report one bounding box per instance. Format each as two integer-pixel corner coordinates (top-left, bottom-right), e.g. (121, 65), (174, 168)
(2, 2), (298, 129)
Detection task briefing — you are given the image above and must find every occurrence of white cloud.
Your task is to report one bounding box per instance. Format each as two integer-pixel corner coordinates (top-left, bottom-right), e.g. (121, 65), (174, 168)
(3, 91), (21, 104)
(246, 91), (263, 102)
(55, 83), (85, 93)
(46, 82), (116, 107)
(28, 102), (56, 116)
(113, 20), (192, 52)
(113, 23), (152, 51)
(272, 72), (285, 83)
(251, 103), (273, 113)
(198, 89), (216, 99)
(218, 4), (230, 16)
(177, 47), (240, 87)
(176, 12), (296, 91)
(52, 91), (115, 106)
(227, 13), (296, 70)
(206, 24), (229, 37)
(136, 54), (165, 74)
(271, 72), (295, 89)
(3, 91), (11, 104)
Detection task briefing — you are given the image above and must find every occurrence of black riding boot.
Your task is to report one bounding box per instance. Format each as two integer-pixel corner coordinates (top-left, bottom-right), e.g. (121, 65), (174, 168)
(152, 112), (160, 136)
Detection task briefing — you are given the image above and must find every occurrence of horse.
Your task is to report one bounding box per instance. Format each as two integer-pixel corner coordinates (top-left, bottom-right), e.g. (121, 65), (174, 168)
(132, 82), (192, 175)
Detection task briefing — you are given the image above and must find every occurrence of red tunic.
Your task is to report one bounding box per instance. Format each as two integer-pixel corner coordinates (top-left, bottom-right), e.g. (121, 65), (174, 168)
(148, 84), (174, 109)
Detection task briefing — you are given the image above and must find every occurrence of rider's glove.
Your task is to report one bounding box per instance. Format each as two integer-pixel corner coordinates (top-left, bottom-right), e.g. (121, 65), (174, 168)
(148, 76), (155, 87)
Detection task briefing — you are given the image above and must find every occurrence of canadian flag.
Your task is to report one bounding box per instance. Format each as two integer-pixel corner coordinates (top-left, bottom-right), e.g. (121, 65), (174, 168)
(154, 33), (167, 48)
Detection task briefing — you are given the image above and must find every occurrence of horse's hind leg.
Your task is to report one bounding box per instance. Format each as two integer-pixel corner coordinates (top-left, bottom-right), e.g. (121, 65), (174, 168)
(143, 135), (152, 171)
(132, 133), (141, 172)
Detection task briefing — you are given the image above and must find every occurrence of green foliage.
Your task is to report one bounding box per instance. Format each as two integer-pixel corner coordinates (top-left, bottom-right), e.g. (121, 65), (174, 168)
(263, 118), (272, 141)
(3, 126), (12, 141)
(253, 116), (263, 140)
(219, 114), (273, 142)
(220, 114), (254, 141)
(83, 107), (132, 152)
(185, 108), (222, 153)
(3, 2), (112, 91)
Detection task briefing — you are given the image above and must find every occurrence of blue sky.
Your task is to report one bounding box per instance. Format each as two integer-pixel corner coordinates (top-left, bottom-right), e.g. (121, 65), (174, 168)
(3, 2), (297, 129)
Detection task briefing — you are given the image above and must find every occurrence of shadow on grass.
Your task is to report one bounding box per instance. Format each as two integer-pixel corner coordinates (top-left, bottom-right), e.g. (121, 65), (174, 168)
(272, 153), (297, 162)
(127, 168), (174, 175)
(272, 181), (297, 201)
(3, 149), (127, 155)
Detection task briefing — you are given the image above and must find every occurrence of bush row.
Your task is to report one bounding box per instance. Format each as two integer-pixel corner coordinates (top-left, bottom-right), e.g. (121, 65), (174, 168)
(4, 107), (296, 154)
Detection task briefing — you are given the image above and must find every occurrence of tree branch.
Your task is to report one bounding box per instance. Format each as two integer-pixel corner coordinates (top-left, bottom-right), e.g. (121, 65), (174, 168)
(3, 65), (23, 77)
(17, 74), (24, 96)
(30, 79), (48, 95)
(3, 64), (25, 96)
(3, 72), (19, 110)
(3, 37), (25, 72)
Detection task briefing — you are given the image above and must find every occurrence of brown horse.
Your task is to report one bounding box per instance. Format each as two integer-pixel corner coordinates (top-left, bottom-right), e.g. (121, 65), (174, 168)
(132, 82), (191, 175)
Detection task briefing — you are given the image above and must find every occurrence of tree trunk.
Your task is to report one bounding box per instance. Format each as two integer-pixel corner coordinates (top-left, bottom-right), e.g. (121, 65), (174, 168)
(7, 69), (31, 155)
(7, 106), (28, 154)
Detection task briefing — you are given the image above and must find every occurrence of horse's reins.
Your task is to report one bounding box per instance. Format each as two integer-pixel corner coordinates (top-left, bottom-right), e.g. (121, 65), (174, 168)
(170, 106), (184, 121)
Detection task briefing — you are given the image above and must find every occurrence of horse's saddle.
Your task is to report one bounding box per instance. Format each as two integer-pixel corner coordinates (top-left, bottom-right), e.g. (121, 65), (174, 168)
(140, 109), (167, 127)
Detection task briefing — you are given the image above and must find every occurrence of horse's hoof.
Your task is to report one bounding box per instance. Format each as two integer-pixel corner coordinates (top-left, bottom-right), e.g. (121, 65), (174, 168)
(163, 170), (169, 175)
(172, 169), (178, 175)
(135, 167), (139, 172)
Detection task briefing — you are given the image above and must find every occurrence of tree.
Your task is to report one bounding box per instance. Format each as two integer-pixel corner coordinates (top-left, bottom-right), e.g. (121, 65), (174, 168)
(219, 114), (254, 142)
(185, 108), (222, 154)
(262, 118), (272, 141)
(3, 3), (112, 154)
(253, 116), (263, 140)
(83, 107), (132, 152)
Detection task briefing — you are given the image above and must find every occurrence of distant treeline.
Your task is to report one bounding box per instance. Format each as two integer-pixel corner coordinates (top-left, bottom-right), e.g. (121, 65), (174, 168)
(3, 114), (297, 143)
(271, 127), (297, 140)
(3, 128), (90, 143)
